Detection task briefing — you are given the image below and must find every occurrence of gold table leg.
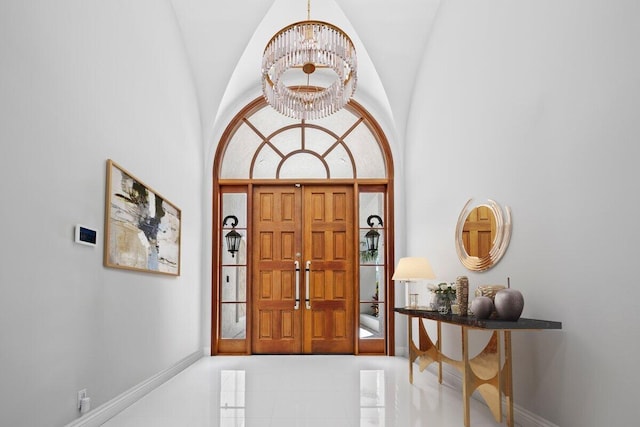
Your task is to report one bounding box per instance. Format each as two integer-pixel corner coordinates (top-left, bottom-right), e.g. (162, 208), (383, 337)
(461, 328), (514, 427)
(437, 321), (442, 384)
(408, 316), (440, 383)
(408, 315), (414, 384)
(462, 327), (471, 427)
(405, 316), (514, 427)
(504, 330), (514, 427)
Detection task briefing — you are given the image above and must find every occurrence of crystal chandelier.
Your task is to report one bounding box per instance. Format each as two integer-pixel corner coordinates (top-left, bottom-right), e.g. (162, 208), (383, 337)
(261, 1), (357, 120)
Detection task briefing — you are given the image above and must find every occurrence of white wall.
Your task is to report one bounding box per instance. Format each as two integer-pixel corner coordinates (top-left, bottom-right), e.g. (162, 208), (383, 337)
(0, 1), (203, 426)
(2, 0), (639, 425)
(404, 0), (640, 425)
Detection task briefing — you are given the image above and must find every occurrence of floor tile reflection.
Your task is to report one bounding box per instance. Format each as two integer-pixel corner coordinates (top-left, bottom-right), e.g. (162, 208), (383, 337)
(102, 355), (501, 427)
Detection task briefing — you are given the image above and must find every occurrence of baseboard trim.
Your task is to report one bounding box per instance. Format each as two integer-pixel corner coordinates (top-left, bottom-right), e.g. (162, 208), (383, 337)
(424, 364), (559, 427)
(395, 346), (409, 357)
(65, 350), (203, 427)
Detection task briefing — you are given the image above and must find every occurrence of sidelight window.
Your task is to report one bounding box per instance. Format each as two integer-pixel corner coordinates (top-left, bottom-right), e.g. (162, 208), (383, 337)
(220, 192), (247, 339)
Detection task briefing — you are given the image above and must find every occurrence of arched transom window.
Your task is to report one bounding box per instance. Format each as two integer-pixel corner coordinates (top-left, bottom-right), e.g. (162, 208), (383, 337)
(219, 98), (388, 180)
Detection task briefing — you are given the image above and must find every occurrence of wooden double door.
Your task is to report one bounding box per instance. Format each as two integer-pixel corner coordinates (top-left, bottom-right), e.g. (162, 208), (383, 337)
(252, 184), (355, 354)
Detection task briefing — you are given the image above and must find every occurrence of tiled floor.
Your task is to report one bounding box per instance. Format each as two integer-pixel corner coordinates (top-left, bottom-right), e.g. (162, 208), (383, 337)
(102, 355), (501, 426)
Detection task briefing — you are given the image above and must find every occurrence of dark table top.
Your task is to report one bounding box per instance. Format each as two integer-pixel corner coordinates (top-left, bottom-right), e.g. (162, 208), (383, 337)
(394, 307), (562, 330)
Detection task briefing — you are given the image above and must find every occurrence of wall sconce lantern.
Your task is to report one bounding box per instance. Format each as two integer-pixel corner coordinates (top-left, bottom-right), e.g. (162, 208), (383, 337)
(223, 215), (242, 258)
(365, 215), (384, 256)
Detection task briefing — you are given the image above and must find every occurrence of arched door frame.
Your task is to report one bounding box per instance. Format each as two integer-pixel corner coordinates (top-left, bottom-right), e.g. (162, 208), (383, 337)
(211, 96), (395, 355)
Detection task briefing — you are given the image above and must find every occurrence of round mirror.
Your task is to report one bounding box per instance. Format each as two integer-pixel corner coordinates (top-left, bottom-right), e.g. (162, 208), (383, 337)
(455, 199), (512, 271)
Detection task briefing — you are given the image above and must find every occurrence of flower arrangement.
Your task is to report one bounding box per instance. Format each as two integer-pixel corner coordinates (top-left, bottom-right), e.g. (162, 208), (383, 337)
(428, 282), (457, 313)
(428, 282), (457, 300)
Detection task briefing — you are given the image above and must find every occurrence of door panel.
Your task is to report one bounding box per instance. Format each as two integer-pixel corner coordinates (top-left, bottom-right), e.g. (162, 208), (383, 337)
(303, 186), (354, 354)
(252, 186), (302, 354)
(252, 184), (355, 354)
(462, 205), (496, 259)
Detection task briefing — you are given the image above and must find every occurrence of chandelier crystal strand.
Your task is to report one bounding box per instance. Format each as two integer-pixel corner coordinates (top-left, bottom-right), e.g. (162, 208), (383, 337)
(262, 19), (357, 120)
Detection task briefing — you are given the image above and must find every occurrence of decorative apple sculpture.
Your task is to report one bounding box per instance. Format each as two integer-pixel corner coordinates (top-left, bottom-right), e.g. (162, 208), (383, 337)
(470, 296), (494, 319)
(494, 278), (524, 321)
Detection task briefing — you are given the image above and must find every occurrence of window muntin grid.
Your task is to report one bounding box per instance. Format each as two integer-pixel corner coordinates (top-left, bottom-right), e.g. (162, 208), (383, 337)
(219, 100), (386, 180)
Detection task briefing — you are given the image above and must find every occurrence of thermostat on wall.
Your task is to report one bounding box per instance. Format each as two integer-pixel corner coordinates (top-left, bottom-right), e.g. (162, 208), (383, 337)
(75, 225), (98, 246)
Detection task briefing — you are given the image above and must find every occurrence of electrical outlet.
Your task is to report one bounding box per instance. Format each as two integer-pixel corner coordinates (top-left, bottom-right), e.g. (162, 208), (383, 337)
(77, 389), (87, 410)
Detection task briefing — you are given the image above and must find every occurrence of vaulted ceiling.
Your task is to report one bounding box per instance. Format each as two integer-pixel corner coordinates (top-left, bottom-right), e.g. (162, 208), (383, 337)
(169, 0), (442, 147)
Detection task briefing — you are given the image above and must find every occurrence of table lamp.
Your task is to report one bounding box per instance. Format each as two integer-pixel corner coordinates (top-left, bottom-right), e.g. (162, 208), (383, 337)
(392, 257), (435, 308)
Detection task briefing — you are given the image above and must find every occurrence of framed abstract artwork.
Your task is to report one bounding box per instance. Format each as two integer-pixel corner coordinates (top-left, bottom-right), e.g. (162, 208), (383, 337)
(104, 159), (181, 276)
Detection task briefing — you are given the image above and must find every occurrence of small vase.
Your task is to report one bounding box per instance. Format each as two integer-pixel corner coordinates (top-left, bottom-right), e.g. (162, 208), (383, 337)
(437, 295), (451, 314)
(428, 293), (439, 310)
(471, 296), (494, 319)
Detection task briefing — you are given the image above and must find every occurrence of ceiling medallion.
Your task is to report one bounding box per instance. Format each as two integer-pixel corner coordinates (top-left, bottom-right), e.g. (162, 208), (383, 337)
(261, 1), (357, 120)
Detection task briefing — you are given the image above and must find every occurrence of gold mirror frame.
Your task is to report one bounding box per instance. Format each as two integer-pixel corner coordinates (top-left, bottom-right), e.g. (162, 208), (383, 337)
(455, 199), (512, 272)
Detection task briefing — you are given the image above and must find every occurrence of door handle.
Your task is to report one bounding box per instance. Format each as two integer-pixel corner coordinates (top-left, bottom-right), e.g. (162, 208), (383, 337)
(305, 260), (311, 309)
(294, 260), (300, 310)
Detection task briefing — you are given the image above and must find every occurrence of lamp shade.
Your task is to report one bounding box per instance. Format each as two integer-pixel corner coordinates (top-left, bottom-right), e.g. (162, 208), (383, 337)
(392, 257), (435, 281)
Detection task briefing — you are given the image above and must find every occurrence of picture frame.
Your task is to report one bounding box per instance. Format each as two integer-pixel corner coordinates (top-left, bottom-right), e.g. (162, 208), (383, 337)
(104, 159), (181, 276)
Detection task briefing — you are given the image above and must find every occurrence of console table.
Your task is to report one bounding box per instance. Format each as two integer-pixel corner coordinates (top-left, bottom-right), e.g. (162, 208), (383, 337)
(394, 307), (562, 427)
